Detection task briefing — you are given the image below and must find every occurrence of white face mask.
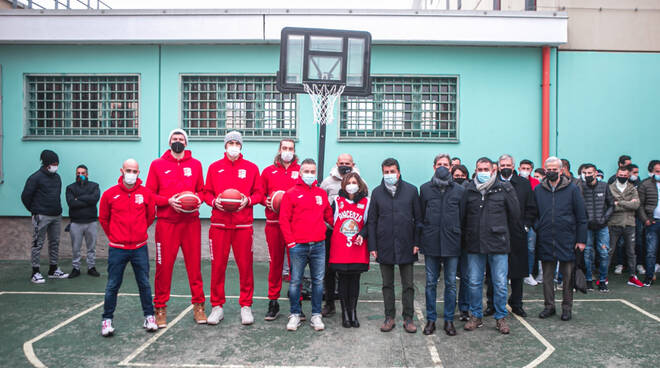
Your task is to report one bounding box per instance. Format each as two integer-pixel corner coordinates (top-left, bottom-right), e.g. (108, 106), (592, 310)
(301, 173), (316, 186)
(630, 174), (638, 181)
(345, 183), (359, 194)
(383, 173), (398, 186)
(280, 151), (294, 163)
(123, 173), (138, 185)
(47, 165), (58, 174)
(519, 170), (530, 178)
(226, 145), (241, 158)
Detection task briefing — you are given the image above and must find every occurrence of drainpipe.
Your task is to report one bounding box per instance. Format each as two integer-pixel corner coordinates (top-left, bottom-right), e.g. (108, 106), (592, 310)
(541, 46), (550, 161)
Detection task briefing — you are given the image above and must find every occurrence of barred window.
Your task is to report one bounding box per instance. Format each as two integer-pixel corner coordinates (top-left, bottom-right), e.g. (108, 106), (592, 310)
(182, 75), (297, 140)
(340, 76), (458, 142)
(25, 75), (139, 138)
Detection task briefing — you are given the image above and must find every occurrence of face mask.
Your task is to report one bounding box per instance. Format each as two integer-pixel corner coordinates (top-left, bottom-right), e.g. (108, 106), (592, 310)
(597, 177), (603, 182)
(585, 175), (595, 184)
(171, 141), (185, 154)
(345, 183), (359, 194)
(226, 145), (241, 158)
(655, 174), (660, 181)
(546, 171), (559, 181)
(500, 168), (513, 179)
(337, 165), (352, 176)
(616, 176), (628, 184)
(124, 173), (137, 185)
(476, 172), (491, 183)
(47, 165), (58, 174)
(454, 177), (466, 185)
(280, 151), (294, 163)
(519, 170), (530, 178)
(383, 173), (398, 186)
(301, 173), (316, 186)
(580, 173), (586, 181)
(630, 175), (638, 182)
(76, 174), (87, 183)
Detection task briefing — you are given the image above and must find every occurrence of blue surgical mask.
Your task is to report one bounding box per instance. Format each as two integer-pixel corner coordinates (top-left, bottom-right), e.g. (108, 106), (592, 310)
(301, 173), (316, 186)
(383, 173), (398, 186)
(477, 172), (491, 183)
(655, 174), (660, 181)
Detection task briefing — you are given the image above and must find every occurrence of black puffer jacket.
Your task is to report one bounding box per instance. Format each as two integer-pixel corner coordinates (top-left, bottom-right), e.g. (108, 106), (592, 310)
(367, 178), (421, 265)
(502, 174), (538, 279)
(21, 167), (62, 216)
(462, 178), (521, 254)
(637, 177), (660, 223)
(577, 181), (613, 230)
(66, 180), (101, 223)
(419, 179), (465, 257)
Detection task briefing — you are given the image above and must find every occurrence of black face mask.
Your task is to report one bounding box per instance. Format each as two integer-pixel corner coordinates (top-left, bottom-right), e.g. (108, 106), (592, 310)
(546, 171), (559, 181)
(171, 141), (185, 154)
(585, 175), (595, 184)
(337, 165), (352, 175)
(616, 176), (628, 184)
(454, 177), (466, 185)
(500, 168), (513, 178)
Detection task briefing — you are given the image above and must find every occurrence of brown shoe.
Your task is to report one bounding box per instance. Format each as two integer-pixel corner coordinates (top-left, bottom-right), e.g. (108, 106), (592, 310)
(380, 317), (395, 332)
(193, 303), (207, 324)
(403, 319), (417, 333)
(155, 307), (167, 328)
(463, 316), (483, 331)
(496, 317), (510, 334)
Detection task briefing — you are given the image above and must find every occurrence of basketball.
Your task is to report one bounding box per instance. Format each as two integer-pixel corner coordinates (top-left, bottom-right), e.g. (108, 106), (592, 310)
(218, 188), (243, 212)
(175, 191), (201, 213)
(269, 190), (285, 213)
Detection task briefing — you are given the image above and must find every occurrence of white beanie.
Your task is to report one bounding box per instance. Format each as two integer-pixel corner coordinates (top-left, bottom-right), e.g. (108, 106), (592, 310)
(224, 130), (243, 145)
(168, 128), (188, 144)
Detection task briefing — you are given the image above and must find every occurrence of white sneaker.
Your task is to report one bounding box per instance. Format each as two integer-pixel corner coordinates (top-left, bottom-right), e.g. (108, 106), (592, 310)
(310, 314), (324, 331)
(614, 265), (623, 275)
(655, 263), (660, 273)
(207, 306), (224, 325)
(637, 265), (646, 275)
(31, 272), (45, 284)
(241, 306), (254, 325)
(143, 315), (158, 332)
(48, 268), (69, 279)
(524, 275), (538, 286)
(286, 314), (302, 331)
(101, 319), (115, 337)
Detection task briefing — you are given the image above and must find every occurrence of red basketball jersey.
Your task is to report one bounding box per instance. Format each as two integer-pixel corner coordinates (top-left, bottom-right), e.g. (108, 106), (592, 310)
(330, 196), (369, 265)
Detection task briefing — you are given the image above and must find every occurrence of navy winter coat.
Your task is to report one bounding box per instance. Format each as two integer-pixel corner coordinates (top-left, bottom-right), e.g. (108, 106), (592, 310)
(501, 174), (538, 279)
(21, 166), (62, 216)
(419, 180), (465, 257)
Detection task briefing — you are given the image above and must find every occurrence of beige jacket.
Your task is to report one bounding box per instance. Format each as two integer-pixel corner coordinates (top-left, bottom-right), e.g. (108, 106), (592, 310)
(608, 182), (640, 227)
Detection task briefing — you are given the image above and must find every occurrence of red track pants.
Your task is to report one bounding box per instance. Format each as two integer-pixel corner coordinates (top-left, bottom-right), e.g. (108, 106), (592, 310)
(153, 219), (205, 308)
(209, 226), (254, 307)
(265, 222), (288, 300)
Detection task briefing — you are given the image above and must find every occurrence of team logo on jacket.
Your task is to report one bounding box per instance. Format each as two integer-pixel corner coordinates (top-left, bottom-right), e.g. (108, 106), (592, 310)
(135, 194), (144, 204)
(238, 169), (246, 179)
(315, 195), (322, 205)
(113, 194), (120, 200)
(291, 172), (299, 179)
(357, 203), (365, 209)
(340, 220), (360, 247)
(183, 167), (192, 177)
(164, 170), (171, 174)
(339, 201), (344, 209)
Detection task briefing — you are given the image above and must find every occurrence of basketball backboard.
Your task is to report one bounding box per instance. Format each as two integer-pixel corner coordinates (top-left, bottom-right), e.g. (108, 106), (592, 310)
(276, 27), (372, 96)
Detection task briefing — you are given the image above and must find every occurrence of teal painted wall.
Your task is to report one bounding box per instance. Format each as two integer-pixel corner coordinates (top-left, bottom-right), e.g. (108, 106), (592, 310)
(556, 51), (660, 178)
(1, 44), (546, 217)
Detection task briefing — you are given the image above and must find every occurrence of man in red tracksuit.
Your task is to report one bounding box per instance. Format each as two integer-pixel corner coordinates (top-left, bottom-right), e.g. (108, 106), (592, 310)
(99, 159), (157, 337)
(203, 131), (263, 326)
(279, 158), (334, 332)
(260, 139), (300, 321)
(146, 129), (206, 328)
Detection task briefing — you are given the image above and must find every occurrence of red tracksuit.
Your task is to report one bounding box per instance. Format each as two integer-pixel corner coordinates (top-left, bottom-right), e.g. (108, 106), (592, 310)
(146, 150), (205, 308)
(279, 178), (333, 248)
(260, 160), (301, 300)
(204, 153), (263, 307)
(330, 196), (370, 265)
(99, 177), (155, 249)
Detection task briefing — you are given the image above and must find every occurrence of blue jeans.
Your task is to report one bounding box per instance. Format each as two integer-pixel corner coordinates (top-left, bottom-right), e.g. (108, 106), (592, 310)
(467, 253), (508, 320)
(425, 256), (459, 322)
(585, 227), (610, 282)
(103, 246), (153, 319)
(527, 228), (537, 275)
(458, 252), (469, 312)
(288, 241), (325, 315)
(645, 221), (660, 279)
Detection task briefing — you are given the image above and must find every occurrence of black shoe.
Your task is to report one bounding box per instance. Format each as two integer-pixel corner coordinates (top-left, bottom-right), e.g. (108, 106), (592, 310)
(340, 300), (351, 328)
(483, 305), (495, 317)
(68, 268), (80, 279)
(264, 300), (279, 321)
(560, 310), (572, 321)
(511, 306), (527, 318)
(459, 310), (470, 322)
(87, 267), (100, 277)
(586, 280), (594, 291)
(322, 302), (336, 317)
(643, 276), (653, 287)
(539, 308), (556, 319)
(598, 283), (609, 293)
(423, 321), (436, 335)
(349, 306), (360, 328)
(444, 321), (456, 336)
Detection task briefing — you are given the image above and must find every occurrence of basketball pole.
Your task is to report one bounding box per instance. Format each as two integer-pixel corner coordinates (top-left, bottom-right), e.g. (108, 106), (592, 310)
(317, 95), (328, 183)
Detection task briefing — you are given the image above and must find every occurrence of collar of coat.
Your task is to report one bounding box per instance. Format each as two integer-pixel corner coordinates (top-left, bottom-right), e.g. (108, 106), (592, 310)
(541, 175), (571, 192)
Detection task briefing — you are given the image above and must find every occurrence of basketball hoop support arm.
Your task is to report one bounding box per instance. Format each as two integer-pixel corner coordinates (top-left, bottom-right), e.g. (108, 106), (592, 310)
(317, 95), (328, 182)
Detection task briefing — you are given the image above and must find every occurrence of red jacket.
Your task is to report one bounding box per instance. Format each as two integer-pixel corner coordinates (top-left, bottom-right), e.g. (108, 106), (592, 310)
(203, 153), (264, 229)
(529, 176), (540, 190)
(279, 178), (333, 247)
(145, 150), (204, 223)
(260, 160), (301, 222)
(99, 177), (155, 250)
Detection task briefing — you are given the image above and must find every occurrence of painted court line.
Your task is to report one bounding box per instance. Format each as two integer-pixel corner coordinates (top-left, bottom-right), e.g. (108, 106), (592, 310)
(618, 299), (660, 322)
(23, 301), (105, 368)
(506, 306), (555, 368)
(413, 300), (443, 368)
(118, 304), (195, 367)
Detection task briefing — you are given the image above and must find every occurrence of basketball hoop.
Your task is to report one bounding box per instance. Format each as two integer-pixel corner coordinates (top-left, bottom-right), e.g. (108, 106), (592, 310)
(303, 83), (345, 125)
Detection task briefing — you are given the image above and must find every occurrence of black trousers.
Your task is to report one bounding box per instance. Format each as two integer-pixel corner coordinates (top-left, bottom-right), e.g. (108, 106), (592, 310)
(337, 272), (361, 308)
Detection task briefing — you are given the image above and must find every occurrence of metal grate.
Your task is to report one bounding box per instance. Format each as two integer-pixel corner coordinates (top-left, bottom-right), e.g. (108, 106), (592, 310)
(340, 76), (458, 142)
(25, 75), (139, 138)
(182, 75), (297, 140)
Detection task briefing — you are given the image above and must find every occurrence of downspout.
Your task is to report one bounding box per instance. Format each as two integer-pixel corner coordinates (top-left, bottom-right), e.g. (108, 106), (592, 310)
(157, 44), (162, 156)
(541, 46), (550, 162)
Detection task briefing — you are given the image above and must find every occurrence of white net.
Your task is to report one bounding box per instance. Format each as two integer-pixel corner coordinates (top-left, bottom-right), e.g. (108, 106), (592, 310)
(303, 83), (346, 125)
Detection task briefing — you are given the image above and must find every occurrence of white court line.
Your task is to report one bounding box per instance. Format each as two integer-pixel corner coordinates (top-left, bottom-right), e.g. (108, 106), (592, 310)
(413, 300), (443, 368)
(506, 305), (555, 368)
(617, 299), (660, 322)
(23, 301), (104, 368)
(118, 304), (194, 366)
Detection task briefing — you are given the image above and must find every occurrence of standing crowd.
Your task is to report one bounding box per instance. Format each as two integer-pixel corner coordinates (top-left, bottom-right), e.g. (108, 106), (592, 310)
(20, 131), (660, 337)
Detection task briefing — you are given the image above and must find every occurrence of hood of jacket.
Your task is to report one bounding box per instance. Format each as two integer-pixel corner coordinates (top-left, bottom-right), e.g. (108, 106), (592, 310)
(540, 175), (571, 192)
(162, 149), (192, 163)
